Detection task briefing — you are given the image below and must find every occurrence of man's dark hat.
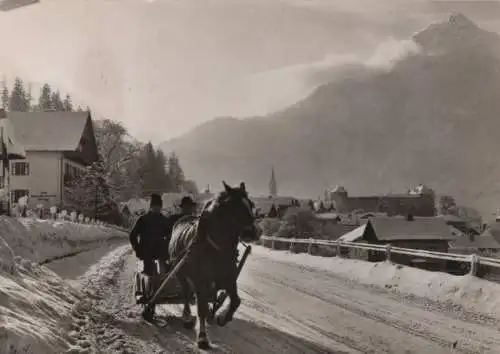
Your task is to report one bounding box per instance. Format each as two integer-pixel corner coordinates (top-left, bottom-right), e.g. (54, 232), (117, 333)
(150, 193), (163, 206)
(179, 196), (196, 207)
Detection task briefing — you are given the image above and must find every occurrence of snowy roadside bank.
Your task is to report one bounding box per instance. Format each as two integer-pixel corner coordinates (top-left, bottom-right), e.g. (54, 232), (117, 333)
(253, 245), (500, 320)
(0, 217), (129, 354)
(8, 217), (128, 264)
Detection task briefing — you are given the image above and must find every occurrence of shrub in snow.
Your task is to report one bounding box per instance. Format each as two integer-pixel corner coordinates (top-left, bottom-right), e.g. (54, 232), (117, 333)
(0, 216), (39, 261)
(259, 217), (281, 236)
(50, 206), (57, 219)
(278, 207), (318, 239)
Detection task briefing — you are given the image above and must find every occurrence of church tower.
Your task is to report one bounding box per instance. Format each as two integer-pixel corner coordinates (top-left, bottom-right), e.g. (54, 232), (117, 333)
(269, 166), (277, 198)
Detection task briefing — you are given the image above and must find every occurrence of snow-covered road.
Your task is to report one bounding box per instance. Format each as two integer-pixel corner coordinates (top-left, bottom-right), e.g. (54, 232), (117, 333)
(53, 244), (500, 354)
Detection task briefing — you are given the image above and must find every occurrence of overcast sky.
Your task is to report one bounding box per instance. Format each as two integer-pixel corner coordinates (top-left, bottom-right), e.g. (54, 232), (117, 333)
(0, 0), (499, 144)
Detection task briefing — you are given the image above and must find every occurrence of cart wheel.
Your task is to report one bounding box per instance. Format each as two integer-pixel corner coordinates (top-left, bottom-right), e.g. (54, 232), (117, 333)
(142, 304), (155, 322)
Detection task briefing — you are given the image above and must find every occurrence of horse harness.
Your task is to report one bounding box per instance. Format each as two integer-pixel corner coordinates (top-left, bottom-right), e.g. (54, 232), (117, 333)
(146, 214), (241, 307)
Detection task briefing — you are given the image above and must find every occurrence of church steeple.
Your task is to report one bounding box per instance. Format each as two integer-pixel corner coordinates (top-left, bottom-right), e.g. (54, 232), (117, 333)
(269, 166), (277, 197)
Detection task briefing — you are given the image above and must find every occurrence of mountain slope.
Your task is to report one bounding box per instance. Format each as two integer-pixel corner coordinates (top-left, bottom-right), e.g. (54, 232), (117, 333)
(160, 13), (500, 215)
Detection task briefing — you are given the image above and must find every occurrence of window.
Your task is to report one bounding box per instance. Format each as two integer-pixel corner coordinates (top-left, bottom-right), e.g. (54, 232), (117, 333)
(11, 189), (29, 203)
(12, 162), (29, 176)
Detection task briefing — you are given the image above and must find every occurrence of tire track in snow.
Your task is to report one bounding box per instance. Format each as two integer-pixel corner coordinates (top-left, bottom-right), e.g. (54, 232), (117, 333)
(64, 245), (139, 354)
(241, 254), (500, 354)
(239, 286), (367, 353)
(265, 255), (500, 329)
(58, 242), (500, 354)
(63, 247), (335, 353)
(249, 274), (461, 352)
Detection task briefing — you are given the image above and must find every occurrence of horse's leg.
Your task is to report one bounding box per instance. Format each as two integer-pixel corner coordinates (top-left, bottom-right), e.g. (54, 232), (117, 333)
(206, 278), (217, 324)
(195, 282), (211, 349)
(215, 276), (241, 327)
(178, 275), (196, 329)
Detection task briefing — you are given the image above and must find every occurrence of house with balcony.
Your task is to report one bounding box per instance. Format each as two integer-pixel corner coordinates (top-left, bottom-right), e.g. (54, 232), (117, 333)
(7, 111), (99, 208)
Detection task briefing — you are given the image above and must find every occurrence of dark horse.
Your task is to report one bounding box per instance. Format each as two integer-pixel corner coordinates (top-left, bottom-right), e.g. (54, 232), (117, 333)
(167, 181), (261, 349)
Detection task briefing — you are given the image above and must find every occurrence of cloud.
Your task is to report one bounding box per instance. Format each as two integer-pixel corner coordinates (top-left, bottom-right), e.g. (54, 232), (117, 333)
(366, 38), (421, 68)
(243, 37), (421, 115)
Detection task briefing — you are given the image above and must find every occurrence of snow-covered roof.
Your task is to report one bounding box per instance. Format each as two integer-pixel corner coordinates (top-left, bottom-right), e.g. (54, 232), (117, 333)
(315, 212), (340, 220)
(338, 224), (367, 242)
(331, 185), (347, 193)
(369, 216), (456, 241)
(0, 118), (26, 159)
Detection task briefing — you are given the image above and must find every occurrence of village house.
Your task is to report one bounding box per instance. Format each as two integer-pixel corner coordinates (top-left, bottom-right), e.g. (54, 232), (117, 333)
(161, 191), (214, 214)
(328, 185), (436, 217)
(313, 212), (358, 239)
(450, 222), (500, 255)
(338, 215), (456, 270)
(437, 214), (482, 236)
(6, 111), (99, 209)
(449, 223), (500, 279)
(251, 195), (301, 218)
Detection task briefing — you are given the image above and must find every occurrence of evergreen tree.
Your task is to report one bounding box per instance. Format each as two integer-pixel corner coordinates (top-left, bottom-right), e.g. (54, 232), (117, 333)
(154, 149), (172, 193)
(183, 179), (199, 195)
(269, 166), (277, 197)
(9, 77), (28, 111)
(63, 94), (73, 111)
(167, 152), (185, 192)
(138, 142), (159, 196)
(38, 83), (52, 111)
(439, 195), (457, 215)
(50, 90), (64, 111)
(1, 85), (9, 110)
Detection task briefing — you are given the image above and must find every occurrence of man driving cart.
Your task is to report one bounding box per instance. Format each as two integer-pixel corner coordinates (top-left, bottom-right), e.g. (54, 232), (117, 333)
(129, 194), (198, 320)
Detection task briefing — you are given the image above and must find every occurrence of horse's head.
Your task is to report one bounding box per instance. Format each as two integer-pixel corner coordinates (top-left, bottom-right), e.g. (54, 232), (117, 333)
(200, 181), (262, 246)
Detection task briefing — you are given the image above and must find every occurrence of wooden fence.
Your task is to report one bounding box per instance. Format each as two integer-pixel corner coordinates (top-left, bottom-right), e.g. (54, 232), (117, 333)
(259, 235), (500, 277)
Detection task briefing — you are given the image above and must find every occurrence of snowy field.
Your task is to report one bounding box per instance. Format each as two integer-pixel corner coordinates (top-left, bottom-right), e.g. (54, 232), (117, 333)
(253, 245), (500, 320)
(0, 217), (127, 354)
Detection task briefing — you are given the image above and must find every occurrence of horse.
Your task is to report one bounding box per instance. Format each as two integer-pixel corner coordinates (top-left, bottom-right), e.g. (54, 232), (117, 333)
(167, 181), (261, 349)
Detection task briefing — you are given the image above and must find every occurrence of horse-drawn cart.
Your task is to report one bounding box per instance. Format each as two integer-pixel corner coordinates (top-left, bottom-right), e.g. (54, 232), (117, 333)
(134, 243), (252, 319)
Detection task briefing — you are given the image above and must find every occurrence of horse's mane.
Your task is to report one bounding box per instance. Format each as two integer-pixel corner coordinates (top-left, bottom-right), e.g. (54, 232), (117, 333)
(201, 188), (248, 215)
